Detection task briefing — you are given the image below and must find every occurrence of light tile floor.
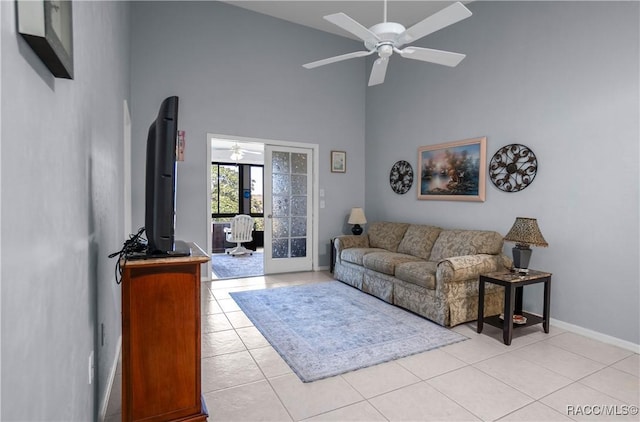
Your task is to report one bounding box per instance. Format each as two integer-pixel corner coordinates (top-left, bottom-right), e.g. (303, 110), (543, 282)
(105, 271), (639, 422)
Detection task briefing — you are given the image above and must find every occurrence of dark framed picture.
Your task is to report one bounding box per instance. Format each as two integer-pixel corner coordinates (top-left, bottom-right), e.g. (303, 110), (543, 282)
(16, 0), (74, 79)
(331, 151), (346, 173)
(418, 137), (486, 201)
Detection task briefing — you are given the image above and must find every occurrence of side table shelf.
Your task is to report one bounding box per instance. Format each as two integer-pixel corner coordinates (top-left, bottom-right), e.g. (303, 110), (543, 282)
(483, 312), (544, 331)
(477, 269), (552, 345)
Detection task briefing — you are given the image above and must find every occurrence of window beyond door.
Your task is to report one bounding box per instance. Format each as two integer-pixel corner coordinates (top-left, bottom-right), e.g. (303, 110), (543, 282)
(211, 163), (264, 250)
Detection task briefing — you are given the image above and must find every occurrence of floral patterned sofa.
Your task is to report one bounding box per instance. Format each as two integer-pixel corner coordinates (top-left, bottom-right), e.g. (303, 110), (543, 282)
(333, 222), (510, 327)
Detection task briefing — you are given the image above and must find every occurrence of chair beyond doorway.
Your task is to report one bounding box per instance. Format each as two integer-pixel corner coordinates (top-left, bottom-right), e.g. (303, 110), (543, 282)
(224, 215), (254, 256)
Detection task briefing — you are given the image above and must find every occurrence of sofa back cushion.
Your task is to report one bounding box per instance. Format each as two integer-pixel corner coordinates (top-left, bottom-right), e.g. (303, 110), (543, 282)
(429, 230), (504, 261)
(397, 224), (442, 260)
(368, 222), (409, 252)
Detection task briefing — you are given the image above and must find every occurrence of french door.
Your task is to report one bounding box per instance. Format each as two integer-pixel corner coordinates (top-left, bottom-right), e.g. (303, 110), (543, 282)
(264, 145), (313, 273)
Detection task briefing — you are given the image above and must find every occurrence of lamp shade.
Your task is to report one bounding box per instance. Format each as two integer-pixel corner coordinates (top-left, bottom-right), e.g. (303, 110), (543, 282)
(348, 207), (367, 225)
(504, 217), (548, 247)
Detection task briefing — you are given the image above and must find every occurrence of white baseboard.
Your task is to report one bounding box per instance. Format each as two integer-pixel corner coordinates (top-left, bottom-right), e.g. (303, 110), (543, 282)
(551, 318), (639, 354)
(99, 335), (122, 422)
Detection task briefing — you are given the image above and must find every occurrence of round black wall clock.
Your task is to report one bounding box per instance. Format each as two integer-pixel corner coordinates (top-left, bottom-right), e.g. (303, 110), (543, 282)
(389, 160), (414, 194)
(489, 144), (538, 192)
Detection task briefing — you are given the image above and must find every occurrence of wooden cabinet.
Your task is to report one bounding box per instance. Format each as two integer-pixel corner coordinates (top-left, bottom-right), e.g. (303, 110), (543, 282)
(121, 244), (209, 422)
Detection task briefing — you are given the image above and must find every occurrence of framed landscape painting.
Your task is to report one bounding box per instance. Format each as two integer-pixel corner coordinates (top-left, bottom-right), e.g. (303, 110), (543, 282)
(417, 137), (486, 201)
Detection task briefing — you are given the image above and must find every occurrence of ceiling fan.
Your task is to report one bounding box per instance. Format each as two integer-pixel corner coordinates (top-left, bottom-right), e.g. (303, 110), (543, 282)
(303, 1), (472, 86)
(212, 143), (262, 161)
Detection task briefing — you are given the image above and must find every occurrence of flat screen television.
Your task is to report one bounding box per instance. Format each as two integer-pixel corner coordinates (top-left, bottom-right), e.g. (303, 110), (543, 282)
(144, 96), (189, 256)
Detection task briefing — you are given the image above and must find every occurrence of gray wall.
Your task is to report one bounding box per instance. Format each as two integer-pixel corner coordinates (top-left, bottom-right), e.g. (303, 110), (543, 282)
(365, 1), (639, 344)
(130, 1), (367, 268)
(1, 1), (130, 420)
(1, 4), (637, 421)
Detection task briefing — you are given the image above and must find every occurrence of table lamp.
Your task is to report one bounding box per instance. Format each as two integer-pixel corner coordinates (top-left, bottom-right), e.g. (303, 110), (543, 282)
(503, 217), (548, 274)
(348, 207), (367, 235)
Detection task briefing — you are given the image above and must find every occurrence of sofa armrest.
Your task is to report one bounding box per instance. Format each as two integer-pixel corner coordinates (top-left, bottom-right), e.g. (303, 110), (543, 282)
(335, 235), (369, 251)
(436, 254), (506, 283)
(334, 235), (369, 263)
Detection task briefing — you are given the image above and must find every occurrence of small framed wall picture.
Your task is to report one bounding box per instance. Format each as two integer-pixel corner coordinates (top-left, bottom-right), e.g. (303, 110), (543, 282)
(331, 151), (346, 173)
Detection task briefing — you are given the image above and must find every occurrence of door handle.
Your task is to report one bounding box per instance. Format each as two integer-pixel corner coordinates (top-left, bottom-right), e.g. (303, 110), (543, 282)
(267, 214), (272, 219)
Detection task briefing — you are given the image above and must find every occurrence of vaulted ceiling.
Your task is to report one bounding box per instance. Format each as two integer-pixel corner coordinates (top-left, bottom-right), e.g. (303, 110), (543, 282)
(222, 1), (465, 40)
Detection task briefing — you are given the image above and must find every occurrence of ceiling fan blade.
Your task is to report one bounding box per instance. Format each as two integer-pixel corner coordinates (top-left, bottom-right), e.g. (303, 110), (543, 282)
(303, 50), (374, 69)
(395, 2), (472, 46)
(398, 46), (466, 67)
(324, 13), (381, 45)
(368, 57), (389, 86)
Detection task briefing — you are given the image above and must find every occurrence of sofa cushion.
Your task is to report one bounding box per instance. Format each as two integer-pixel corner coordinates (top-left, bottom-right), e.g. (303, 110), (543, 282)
(368, 222), (409, 252)
(429, 231), (476, 261)
(362, 252), (422, 276)
(429, 230), (504, 261)
(397, 224), (442, 260)
(395, 261), (438, 290)
(469, 231), (504, 255)
(340, 248), (386, 266)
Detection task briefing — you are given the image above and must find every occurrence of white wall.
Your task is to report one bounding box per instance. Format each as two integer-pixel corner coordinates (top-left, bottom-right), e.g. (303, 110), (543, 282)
(130, 1), (367, 268)
(1, 1), (130, 419)
(365, 1), (639, 344)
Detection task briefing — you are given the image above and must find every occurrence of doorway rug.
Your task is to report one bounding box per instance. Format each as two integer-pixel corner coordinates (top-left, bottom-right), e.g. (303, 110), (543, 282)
(230, 281), (467, 382)
(212, 252), (263, 279)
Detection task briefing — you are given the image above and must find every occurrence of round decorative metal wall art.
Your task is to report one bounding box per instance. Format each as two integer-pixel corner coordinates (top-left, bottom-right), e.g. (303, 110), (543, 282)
(489, 144), (538, 192)
(389, 160), (414, 194)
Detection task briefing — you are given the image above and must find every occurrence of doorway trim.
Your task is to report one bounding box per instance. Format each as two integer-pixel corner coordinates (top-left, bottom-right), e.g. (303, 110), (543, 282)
(206, 133), (320, 280)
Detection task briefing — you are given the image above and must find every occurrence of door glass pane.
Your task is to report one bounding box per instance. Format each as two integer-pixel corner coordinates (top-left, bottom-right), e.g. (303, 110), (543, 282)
(291, 175), (306, 195)
(291, 217), (306, 237)
(272, 239), (289, 258)
(291, 238), (306, 257)
(272, 197), (290, 217)
(291, 153), (307, 174)
(270, 151), (307, 259)
(272, 174), (290, 195)
(290, 196), (306, 216)
(272, 151), (290, 174)
(273, 218), (289, 238)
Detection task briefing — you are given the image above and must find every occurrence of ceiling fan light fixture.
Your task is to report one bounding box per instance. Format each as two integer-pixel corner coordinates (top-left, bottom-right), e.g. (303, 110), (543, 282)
(230, 145), (244, 161)
(377, 43), (393, 58)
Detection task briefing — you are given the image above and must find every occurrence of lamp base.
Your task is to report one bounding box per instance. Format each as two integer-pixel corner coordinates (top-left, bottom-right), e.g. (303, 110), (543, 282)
(512, 245), (532, 274)
(351, 224), (363, 235)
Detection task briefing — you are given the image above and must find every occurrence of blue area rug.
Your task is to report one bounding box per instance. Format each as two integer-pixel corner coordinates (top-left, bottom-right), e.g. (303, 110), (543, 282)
(212, 252), (263, 279)
(230, 281), (467, 382)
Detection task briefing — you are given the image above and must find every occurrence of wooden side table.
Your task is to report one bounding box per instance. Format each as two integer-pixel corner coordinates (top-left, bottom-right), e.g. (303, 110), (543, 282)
(121, 243), (210, 421)
(477, 270), (552, 345)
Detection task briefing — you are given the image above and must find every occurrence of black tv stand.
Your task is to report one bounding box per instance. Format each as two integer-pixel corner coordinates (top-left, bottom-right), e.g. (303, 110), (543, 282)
(167, 240), (191, 257)
(125, 240), (192, 260)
